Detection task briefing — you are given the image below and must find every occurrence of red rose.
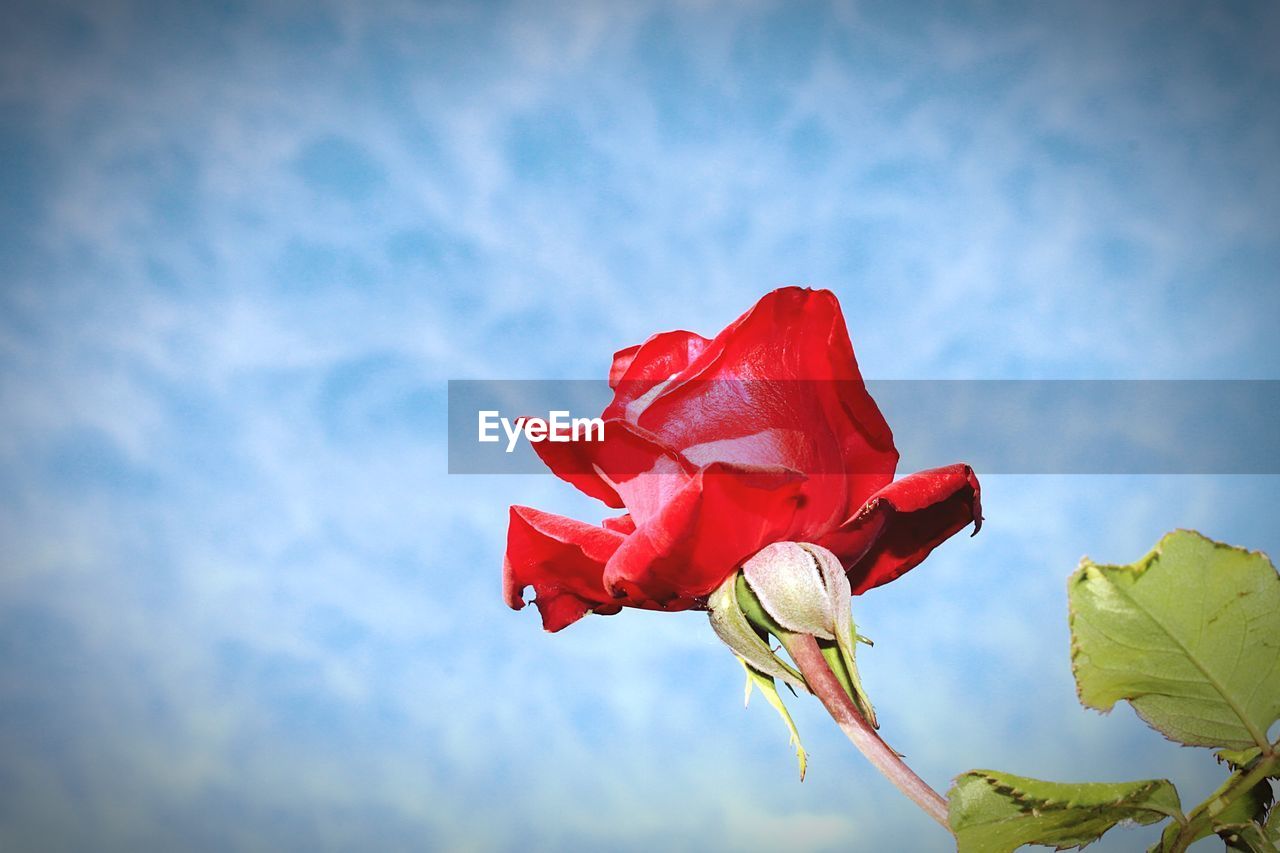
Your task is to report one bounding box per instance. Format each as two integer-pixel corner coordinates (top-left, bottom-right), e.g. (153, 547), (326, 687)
(504, 287), (982, 631)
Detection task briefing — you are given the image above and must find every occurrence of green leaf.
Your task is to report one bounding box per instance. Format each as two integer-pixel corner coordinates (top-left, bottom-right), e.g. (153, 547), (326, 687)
(1220, 747), (1265, 769)
(740, 659), (807, 780)
(1206, 783), (1277, 851)
(1217, 822), (1278, 852)
(1208, 771), (1280, 851)
(949, 770), (1181, 853)
(1069, 529), (1280, 750)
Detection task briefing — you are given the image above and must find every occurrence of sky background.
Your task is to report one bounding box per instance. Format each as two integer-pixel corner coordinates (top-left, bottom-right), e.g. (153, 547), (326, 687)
(2, 1), (1279, 851)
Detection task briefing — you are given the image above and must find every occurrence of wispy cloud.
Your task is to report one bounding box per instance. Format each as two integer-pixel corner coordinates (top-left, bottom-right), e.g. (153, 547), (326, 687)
(1, 0), (1278, 850)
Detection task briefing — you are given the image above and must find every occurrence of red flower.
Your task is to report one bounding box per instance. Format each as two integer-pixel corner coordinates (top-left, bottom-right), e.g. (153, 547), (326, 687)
(504, 287), (982, 631)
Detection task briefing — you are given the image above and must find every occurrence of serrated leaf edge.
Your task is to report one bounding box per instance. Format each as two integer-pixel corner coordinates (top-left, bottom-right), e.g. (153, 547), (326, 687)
(962, 770), (1180, 817)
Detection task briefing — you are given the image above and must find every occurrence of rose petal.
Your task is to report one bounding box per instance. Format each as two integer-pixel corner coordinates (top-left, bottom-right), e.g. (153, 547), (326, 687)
(510, 288), (981, 631)
(609, 329), (711, 397)
(625, 288), (898, 534)
(602, 462), (808, 604)
(601, 513), (636, 534)
(530, 419), (696, 522)
(504, 505), (627, 631)
(527, 439), (626, 509)
(821, 463), (982, 594)
(609, 344), (642, 389)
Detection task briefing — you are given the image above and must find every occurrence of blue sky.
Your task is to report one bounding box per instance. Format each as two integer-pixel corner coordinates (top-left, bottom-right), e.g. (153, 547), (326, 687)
(1, 1), (1278, 850)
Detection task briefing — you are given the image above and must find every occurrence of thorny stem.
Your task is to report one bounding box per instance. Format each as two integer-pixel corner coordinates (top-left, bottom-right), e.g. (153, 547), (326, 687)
(781, 632), (952, 831)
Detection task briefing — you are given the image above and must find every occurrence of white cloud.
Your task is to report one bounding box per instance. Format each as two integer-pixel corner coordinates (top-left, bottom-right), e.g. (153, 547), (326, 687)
(1, 0), (1277, 849)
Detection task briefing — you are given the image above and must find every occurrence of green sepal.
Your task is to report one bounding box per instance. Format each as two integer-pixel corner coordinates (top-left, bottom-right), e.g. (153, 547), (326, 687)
(740, 658), (807, 781)
(738, 565), (878, 728)
(831, 597), (877, 729)
(820, 642), (855, 699)
(735, 572), (788, 639)
(821, 633), (878, 729)
(707, 573), (807, 692)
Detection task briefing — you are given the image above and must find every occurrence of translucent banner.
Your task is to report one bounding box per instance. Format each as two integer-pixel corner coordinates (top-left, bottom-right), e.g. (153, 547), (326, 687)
(447, 380), (1280, 475)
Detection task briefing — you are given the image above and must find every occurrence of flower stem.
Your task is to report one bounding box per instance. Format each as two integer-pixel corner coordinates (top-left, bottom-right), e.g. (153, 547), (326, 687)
(781, 631), (951, 830)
